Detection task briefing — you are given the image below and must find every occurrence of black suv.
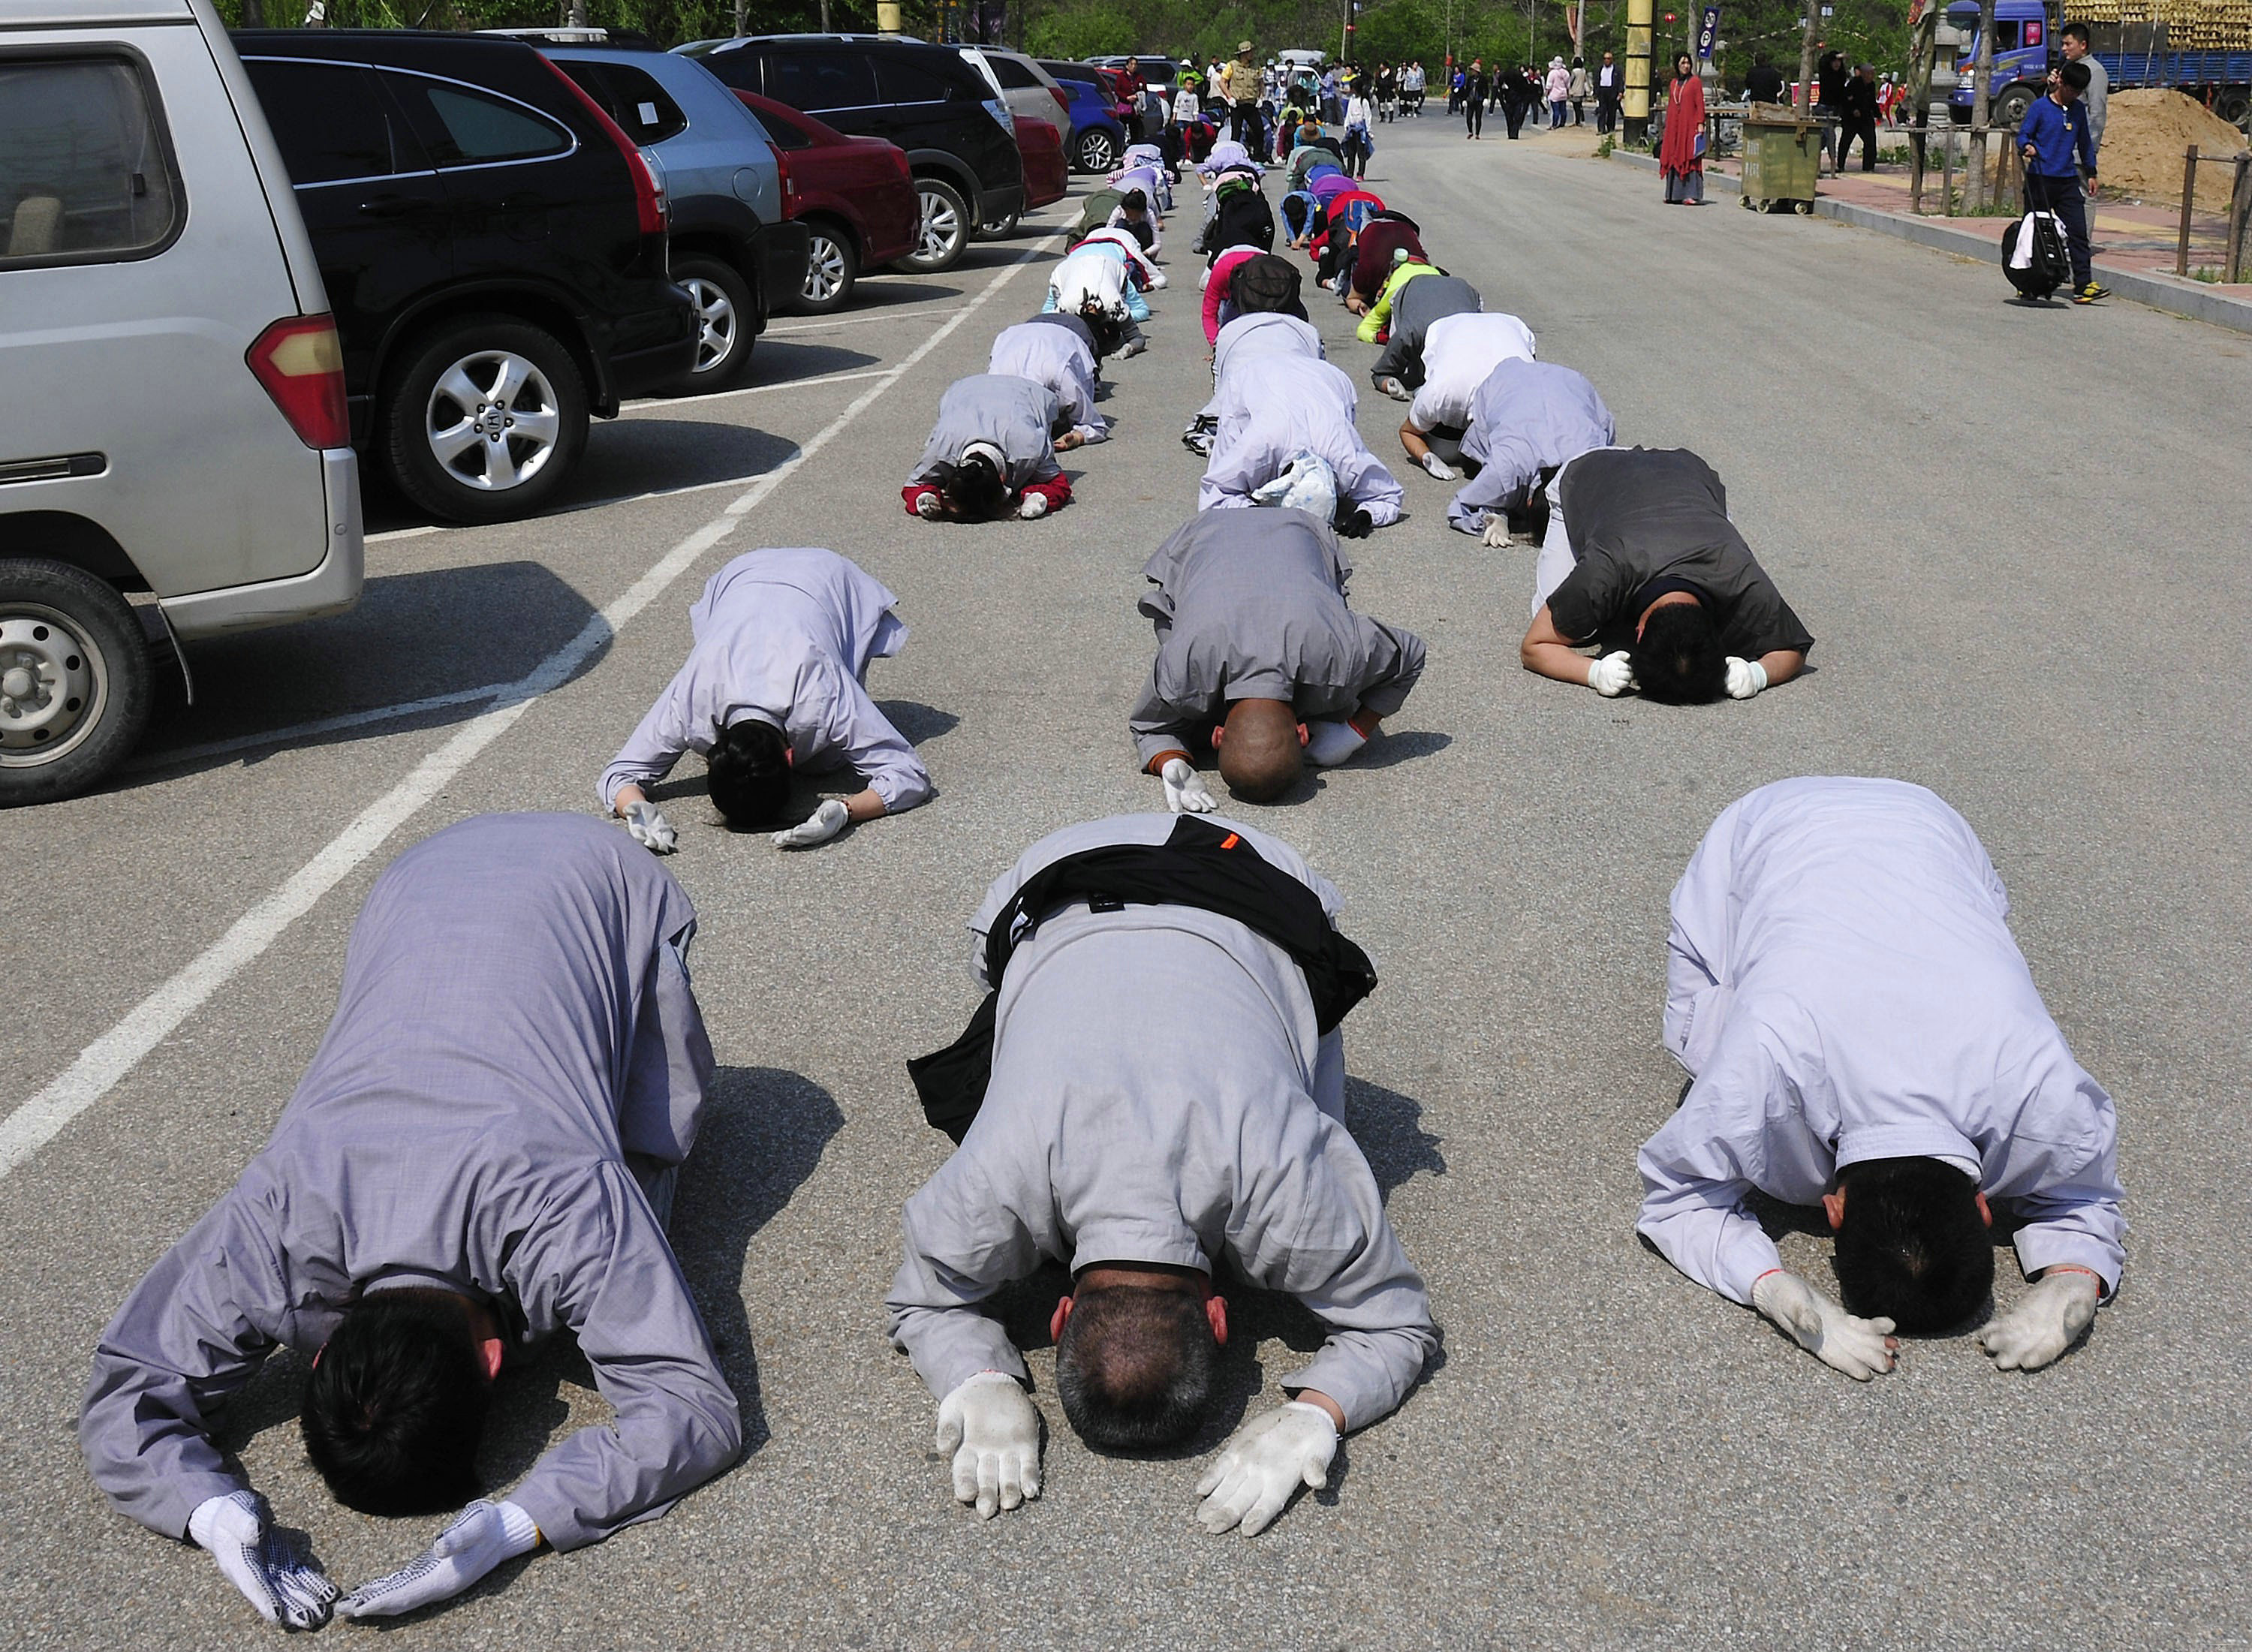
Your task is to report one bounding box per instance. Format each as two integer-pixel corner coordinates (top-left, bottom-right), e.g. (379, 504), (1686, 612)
(236, 31), (697, 523)
(681, 35), (1021, 275)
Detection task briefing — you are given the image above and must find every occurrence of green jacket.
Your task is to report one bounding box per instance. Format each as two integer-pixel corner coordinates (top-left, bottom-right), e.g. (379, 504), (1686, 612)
(1356, 260), (1438, 343)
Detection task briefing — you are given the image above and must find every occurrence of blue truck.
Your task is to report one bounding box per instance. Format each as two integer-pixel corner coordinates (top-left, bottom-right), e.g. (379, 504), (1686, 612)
(1945, 0), (2252, 129)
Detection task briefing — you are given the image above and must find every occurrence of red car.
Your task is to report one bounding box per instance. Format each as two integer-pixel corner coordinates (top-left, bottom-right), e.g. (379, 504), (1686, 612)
(734, 89), (920, 314)
(1016, 116), (1067, 212)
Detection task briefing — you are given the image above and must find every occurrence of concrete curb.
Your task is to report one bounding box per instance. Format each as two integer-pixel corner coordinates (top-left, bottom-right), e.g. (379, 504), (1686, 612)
(1607, 147), (2252, 336)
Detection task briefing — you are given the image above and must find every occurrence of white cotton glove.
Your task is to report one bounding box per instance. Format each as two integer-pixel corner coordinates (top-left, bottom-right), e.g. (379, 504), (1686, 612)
(1977, 1268), (2101, 1372)
(188, 1491), (339, 1631)
(914, 489), (944, 519)
(337, 1499), (540, 1620)
(1480, 515), (1513, 548)
(935, 1371), (1043, 1520)
(1751, 1269), (1898, 1381)
(621, 799), (677, 855)
(1724, 657), (1769, 700)
(1302, 718), (1368, 767)
(771, 797), (849, 850)
(1018, 492), (1051, 519)
(1374, 375), (1409, 401)
(1194, 1401), (1338, 1536)
(1587, 651), (1636, 697)
(1161, 756), (1219, 814)
(1420, 451), (1460, 481)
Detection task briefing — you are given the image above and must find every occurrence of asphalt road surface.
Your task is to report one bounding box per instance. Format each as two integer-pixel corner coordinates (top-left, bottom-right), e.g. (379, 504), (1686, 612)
(7, 117), (2252, 1650)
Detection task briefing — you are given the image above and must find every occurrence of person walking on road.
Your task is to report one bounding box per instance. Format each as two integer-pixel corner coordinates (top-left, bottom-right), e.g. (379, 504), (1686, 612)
(1659, 53), (1707, 203)
(1814, 49), (1848, 173)
(1342, 84), (1376, 176)
(1595, 50), (1622, 131)
(1838, 63), (1880, 170)
(1545, 57), (1570, 128)
(1501, 64), (1535, 138)
(1463, 58), (1489, 137)
(2021, 59), (2109, 302)
(1567, 57), (1592, 124)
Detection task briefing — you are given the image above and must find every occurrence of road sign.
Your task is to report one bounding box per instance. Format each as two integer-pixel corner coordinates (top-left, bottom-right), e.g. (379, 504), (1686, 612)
(1696, 4), (1721, 59)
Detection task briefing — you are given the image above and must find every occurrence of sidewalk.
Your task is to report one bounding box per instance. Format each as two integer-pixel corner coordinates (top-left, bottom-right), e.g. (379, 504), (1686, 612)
(1609, 142), (2252, 335)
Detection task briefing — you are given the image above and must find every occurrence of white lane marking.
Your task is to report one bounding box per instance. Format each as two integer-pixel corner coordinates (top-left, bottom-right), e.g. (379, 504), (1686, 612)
(760, 308), (960, 337)
(623, 366), (890, 411)
(0, 235), (1054, 1183)
(367, 524), (446, 544)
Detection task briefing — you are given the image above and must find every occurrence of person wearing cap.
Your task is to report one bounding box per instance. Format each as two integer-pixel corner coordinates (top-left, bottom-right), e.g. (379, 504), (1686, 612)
(78, 814), (736, 1628)
(904, 375), (1073, 522)
(887, 813), (1435, 1533)
(1639, 776), (2126, 1379)
(1221, 41), (1265, 152)
(1130, 507), (1426, 805)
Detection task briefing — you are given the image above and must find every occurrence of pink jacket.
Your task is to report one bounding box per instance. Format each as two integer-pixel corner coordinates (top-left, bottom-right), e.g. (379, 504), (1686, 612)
(1203, 245), (1261, 345)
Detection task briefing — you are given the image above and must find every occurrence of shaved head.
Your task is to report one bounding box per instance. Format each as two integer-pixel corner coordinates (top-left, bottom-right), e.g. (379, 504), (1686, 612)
(1218, 698), (1302, 802)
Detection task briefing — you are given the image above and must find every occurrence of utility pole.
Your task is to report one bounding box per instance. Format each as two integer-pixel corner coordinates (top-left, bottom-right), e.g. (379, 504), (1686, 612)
(565, 0), (587, 26)
(733, 0), (748, 34)
(1967, 0), (1997, 209)
(1624, 0), (1651, 141)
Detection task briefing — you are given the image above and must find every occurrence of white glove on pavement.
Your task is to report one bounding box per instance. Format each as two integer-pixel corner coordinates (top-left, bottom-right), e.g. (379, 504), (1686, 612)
(914, 489), (944, 519)
(1724, 656), (1769, 700)
(337, 1500), (540, 1620)
(772, 797), (849, 849)
(1480, 515), (1513, 548)
(622, 799), (677, 854)
(1587, 651), (1636, 697)
(1420, 451), (1459, 481)
(1977, 1268), (2100, 1371)
(1161, 756), (1218, 814)
(1018, 492), (1051, 519)
(1194, 1401), (1338, 1536)
(1302, 718), (1368, 767)
(1374, 375), (1409, 401)
(188, 1491), (339, 1631)
(1751, 1269), (1898, 1380)
(935, 1371), (1042, 1520)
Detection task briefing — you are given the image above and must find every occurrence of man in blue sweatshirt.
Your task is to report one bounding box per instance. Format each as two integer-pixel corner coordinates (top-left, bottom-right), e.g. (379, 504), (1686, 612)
(2019, 59), (2107, 303)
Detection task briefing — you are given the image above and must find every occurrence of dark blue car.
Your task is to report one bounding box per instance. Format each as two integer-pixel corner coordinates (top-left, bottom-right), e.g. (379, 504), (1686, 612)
(1038, 61), (1127, 172)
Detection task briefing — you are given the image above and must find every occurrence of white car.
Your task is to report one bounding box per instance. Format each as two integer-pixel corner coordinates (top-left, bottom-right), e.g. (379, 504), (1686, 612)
(0, 0), (362, 804)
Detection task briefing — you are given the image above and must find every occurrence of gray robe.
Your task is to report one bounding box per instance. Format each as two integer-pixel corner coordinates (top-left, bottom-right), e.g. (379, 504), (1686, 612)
(885, 813), (1437, 1431)
(1447, 359), (1617, 534)
(80, 814), (738, 1552)
(988, 317), (1104, 444)
(906, 374), (1062, 492)
(1369, 274), (1482, 388)
(1128, 507), (1425, 766)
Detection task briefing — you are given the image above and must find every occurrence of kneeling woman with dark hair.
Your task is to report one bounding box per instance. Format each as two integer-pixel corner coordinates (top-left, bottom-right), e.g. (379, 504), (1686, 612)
(903, 374), (1075, 522)
(600, 546), (935, 853)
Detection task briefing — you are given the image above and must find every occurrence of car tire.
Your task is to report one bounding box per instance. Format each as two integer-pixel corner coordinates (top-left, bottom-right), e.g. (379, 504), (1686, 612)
(893, 176), (971, 274)
(1995, 84), (2037, 131)
(670, 255), (757, 392)
(974, 206), (1022, 241)
(0, 559), (152, 806)
(796, 221), (859, 313)
(1076, 129), (1118, 173)
(384, 315), (589, 525)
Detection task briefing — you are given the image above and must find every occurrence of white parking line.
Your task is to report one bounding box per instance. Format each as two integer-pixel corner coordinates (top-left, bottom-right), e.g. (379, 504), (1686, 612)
(0, 234), (1055, 1182)
(623, 366), (890, 411)
(125, 681), (516, 774)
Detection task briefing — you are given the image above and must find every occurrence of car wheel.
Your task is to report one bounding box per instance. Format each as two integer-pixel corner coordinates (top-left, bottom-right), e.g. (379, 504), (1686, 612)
(797, 222), (859, 313)
(671, 255), (757, 392)
(385, 316), (589, 525)
(893, 177), (970, 274)
(0, 559), (151, 806)
(1995, 84), (2037, 131)
(974, 206), (1022, 241)
(1076, 129), (1118, 172)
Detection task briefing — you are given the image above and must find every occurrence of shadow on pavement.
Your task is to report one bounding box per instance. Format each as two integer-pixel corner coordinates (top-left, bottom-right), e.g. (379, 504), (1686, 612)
(127, 561), (605, 785)
(670, 1066), (844, 1455)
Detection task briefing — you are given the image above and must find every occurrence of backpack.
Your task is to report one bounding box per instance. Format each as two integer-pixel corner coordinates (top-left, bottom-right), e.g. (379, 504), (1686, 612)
(1212, 177), (1276, 255)
(1229, 253), (1305, 318)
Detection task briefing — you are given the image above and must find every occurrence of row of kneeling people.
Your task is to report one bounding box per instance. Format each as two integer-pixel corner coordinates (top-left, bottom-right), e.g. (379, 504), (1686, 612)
(83, 785), (2122, 1626)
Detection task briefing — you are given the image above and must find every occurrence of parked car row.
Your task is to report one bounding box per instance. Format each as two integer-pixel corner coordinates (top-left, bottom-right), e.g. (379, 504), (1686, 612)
(0, 7), (1096, 804)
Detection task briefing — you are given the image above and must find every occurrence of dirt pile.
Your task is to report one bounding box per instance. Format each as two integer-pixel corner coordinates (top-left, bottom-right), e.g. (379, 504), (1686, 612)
(2102, 88), (2248, 211)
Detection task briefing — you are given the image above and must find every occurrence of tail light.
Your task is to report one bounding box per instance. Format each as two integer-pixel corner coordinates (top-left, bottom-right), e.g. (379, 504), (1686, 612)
(246, 315), (349, 450)
(1049, 84), (1071, 114)
(772, 140), (796, 209)
(541, 56), (665, 236)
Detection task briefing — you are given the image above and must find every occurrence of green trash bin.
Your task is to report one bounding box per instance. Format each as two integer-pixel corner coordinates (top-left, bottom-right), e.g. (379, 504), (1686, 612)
(1741, 116), (1822, 214)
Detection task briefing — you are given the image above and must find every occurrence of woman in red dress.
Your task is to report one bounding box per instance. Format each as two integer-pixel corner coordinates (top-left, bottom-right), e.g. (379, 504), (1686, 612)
(1660, 53), (1707, 204)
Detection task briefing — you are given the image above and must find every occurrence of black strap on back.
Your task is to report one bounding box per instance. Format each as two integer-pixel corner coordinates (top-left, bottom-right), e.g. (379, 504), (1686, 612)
(907, 816), (1377, 1142)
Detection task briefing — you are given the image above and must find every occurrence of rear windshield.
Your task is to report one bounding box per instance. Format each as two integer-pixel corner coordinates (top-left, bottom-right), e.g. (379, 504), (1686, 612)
(0, 53), (181, 268)
(558, 61), (688, 145)
(757, 103), (813, 149)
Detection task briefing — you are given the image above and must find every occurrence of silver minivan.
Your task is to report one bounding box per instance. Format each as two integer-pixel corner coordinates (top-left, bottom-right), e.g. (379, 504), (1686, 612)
(0, 0), (363, 805)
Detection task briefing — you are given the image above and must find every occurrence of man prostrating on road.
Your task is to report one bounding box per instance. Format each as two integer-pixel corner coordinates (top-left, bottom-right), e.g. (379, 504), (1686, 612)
(890, 814), (1436, 1536)
(1638, 778), (2127, 1378)
(79, 814), (739, 1626)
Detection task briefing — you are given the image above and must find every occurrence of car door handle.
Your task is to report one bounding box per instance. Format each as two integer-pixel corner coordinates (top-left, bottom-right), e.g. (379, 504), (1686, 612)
(357, 194), (433, 218)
